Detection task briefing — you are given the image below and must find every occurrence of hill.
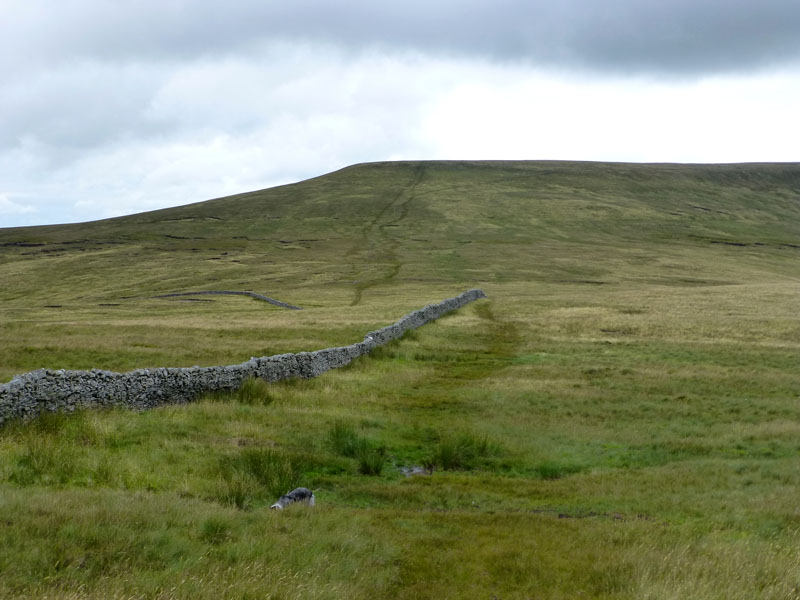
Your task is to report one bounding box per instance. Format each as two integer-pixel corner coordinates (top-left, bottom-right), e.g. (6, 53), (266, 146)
(2, 160), (798, 380)
(1, 161), (799, 598)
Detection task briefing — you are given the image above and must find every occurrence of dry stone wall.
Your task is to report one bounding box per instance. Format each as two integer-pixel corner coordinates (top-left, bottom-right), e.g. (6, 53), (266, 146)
(0, 289), (486, 426)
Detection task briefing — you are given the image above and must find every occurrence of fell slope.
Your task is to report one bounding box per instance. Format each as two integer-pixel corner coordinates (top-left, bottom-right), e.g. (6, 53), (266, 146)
(1, 161), (799, 599)
(2, 160), (799, 302)
(2, 160), (798, 381)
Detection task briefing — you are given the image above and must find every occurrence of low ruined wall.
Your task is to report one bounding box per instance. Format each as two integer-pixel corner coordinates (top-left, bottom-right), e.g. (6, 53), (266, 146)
(152, 290), (303, 310)
(0, 289), (486, 425)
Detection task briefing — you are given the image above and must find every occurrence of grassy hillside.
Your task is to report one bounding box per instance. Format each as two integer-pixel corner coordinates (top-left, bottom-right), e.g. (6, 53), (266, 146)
(1, 161), (799, 598)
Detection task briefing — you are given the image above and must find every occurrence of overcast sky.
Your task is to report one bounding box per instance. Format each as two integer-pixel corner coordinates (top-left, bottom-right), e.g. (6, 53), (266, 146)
(2, 0), (800, 227)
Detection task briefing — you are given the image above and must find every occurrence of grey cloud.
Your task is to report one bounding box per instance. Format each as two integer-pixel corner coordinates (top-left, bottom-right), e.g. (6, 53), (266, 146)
(3, 0), (800, 75)
(0, 46), (448, 225)
(0, 62), (165, 156)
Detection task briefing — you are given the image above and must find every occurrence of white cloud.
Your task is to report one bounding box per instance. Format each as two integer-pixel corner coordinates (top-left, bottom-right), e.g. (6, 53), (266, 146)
(0, 45), (455, 225)
(422, 66), (800, 163)
(0, 194), (36, 217)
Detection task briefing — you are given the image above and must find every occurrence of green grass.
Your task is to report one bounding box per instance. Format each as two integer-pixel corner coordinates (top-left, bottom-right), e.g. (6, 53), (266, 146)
(425, 431), (500, 471)
(327, 421), (387, 475)
(1, 161), (800, 598)
(216, 447), (304, 508)
(234, 376), (275, 405)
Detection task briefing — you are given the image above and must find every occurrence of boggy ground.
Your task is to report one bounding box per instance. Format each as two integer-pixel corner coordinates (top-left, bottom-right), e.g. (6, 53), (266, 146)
(1, 161), (799, 598)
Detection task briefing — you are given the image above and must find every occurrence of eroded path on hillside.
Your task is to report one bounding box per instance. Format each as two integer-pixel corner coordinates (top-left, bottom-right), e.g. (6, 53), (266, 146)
(349, 165), (426, 305)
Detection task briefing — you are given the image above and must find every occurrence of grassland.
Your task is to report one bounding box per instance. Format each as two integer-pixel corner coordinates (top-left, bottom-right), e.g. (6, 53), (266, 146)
(1, 161), (799, 598)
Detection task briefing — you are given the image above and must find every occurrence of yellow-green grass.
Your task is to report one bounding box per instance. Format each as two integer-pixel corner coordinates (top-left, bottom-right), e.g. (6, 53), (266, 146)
(1, 161), (799, 598)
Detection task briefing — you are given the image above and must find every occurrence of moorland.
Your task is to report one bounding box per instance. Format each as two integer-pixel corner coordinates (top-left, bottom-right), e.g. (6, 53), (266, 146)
(1, 161), (799, 599)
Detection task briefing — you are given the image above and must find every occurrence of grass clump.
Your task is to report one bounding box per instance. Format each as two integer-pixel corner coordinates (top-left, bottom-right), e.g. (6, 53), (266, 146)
(200, 517), (233, 545)
(203, 377), (274, 405)
(216, 448), (302, 508)
(533, 460), (583, 480)
(235, 377), (273, 405)
(355, 444), (387, 476)
(426, 432), (500, 471)
(327, 422), (387, 475)
(10, 436), (79, 485)
(4, 411), (97, 486)
(327, 421), (362, 457)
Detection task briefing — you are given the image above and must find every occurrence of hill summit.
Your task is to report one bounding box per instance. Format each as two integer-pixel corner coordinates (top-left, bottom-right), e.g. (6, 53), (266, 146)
(2, 161), (799, 307)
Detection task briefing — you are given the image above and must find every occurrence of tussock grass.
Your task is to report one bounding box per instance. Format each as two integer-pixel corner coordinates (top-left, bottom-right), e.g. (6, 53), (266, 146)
(327, 421), (364, 457)
(216, 448), (303, 508)
(327, 422), (387, 475)
(235, 376), (274, 405)
(425, 431), (501, 471)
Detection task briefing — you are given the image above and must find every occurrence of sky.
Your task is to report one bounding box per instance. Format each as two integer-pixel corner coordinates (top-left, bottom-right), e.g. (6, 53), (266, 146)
(2, 1), (800, 227)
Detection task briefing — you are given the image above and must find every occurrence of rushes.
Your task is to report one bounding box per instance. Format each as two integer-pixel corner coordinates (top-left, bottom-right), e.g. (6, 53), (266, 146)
(327, 422), (386, 476)
(216, 448), (303, 509)
(327, 421), (365, 458)
(355, 445), (387, 476)
(532, 460), (583, 480)
(425, 432), (500, 471)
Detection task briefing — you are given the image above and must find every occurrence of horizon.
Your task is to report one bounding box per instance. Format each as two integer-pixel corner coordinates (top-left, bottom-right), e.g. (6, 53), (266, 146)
(6, 158), (800, 229)
(4, 158), (800, 230)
